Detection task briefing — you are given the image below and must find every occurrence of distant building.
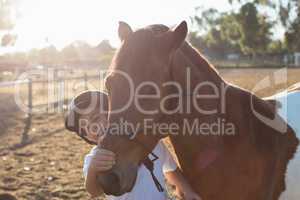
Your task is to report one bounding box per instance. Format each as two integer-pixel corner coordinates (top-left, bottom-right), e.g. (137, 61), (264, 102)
(295, 52), (300, 66)
(283, 53), (300, 67)
(227, 53), (240, 60)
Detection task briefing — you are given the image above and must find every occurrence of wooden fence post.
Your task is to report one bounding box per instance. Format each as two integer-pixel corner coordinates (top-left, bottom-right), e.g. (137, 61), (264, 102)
(28, 78), (33, 114)
(84, 73), (88, 90)
(21, 78), (32, 144)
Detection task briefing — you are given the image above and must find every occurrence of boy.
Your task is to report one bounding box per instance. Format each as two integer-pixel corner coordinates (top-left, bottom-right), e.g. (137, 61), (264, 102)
(65, 90), (201, 200)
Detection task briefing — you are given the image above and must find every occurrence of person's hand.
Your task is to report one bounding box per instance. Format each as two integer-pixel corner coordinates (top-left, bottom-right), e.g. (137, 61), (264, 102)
(88, 148), (116, 173)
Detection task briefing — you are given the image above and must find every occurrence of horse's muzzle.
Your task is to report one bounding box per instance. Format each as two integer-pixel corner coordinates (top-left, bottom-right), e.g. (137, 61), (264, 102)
(97, 171), (122, 196)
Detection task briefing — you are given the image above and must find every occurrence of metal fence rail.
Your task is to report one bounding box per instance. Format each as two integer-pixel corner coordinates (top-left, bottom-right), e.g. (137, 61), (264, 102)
(0, 73), (102, 145)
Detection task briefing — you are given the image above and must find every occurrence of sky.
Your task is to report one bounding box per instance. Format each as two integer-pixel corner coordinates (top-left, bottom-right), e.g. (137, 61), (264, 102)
(0, 0), (233, 54)
(0, 0), (280, 54)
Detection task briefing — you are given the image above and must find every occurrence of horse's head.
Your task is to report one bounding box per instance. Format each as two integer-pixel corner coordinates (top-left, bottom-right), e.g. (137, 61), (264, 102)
(96, 21), (188, 195)
(106, 21), (188, 126)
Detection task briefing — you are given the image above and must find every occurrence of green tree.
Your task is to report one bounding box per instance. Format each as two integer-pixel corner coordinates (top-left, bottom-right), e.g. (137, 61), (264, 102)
(190, 7), (219, 32)
(39, 45), (61, 64)
(0, 0), (14, 30)
(95, 40), (114, 55)
(229, 0), (300, 52)
(190, 7), (240, 57)
(282, 0), (300, 51)
(1, 33), (17, 46)
(190, 2), (274, 56)
(237, 2), (274, 54)
(0, 0), (17, 48)
(268, 40), (286, 53)
(285, 17), (300, 51)
(188, 31), (208, 52)
(61, 41), (93, 62)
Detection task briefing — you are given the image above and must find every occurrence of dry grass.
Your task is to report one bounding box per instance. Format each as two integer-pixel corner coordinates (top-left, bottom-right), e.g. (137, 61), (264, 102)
(219, 68), (300, 97)
(0, 68), (300, 200)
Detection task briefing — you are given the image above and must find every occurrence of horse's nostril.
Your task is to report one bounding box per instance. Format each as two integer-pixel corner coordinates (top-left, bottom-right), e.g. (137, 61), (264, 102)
(108, 172), (120, 187)
(97, 172), (121, 196)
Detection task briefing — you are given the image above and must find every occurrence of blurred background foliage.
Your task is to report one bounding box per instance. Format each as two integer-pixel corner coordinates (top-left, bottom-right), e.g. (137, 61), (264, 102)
(189, 0), (300, 58)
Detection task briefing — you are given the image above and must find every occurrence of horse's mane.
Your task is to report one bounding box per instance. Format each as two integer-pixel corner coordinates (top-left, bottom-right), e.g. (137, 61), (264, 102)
(145, 24), (222, 84)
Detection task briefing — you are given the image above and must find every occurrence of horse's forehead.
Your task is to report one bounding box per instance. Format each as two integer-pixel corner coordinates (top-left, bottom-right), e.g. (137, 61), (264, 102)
(128, 30), (156, 48)
(111, 25), (170, 71)
(113, 31), (155, 68)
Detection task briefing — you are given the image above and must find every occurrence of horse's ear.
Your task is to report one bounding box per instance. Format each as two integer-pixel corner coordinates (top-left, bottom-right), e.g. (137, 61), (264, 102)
(118, 21), (133, 42)
(171, 21), (188, 50)
(158, 21), (188, 52)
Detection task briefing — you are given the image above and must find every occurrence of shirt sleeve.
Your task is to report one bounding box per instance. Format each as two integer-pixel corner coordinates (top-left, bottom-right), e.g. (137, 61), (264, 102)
(159, 142), (178, 173)
(83, 146), (97, 178)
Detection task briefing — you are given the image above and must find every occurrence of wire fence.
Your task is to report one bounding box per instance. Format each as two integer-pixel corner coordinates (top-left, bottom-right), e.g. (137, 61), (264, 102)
(0, 73), (104, 145)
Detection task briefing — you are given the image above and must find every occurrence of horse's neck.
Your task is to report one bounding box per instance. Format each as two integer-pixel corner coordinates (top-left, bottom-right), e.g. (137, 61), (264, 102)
(171, 42), (225, 94)
(181, 42), (223, 84)
(168, 47), (245, 191)
(169, 43), (227, 121)
(168, 45), (235, 175)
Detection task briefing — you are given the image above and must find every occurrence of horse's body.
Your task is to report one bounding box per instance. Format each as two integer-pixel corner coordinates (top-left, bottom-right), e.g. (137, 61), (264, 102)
(167, 82), (298, 200)
(265, 84), (300, 200)
(98, 22), (299, 200)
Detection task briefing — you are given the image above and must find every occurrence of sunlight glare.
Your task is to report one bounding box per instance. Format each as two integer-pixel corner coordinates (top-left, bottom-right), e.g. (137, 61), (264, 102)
(13, 0), (117, 51)
(5, 0), (229, 53)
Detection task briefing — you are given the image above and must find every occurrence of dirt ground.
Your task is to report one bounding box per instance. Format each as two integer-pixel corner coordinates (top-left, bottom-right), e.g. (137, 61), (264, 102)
(1, 68), (300, 200)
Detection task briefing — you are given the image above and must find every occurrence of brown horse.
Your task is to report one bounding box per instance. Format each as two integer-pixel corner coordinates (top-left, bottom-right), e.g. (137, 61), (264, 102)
(98, 21), (299, 200)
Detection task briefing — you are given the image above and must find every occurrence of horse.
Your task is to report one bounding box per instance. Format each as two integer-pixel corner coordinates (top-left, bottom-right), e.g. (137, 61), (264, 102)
(97, 21), (299, 200)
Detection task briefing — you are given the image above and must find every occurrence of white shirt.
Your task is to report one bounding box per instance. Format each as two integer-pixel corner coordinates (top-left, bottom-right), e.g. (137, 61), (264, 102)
(269, 90), (300, 133)
(83, 140), (177, 200)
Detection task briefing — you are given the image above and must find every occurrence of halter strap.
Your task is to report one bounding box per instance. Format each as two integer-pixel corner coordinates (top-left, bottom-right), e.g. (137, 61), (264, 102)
(143, 153), (164, 192)
(118, 134), (165, 192)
